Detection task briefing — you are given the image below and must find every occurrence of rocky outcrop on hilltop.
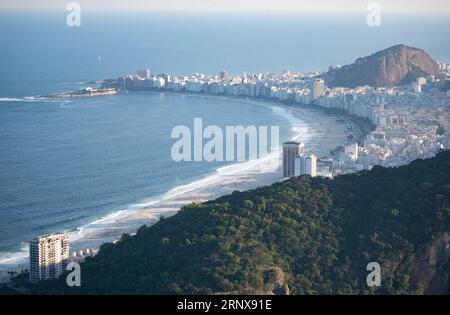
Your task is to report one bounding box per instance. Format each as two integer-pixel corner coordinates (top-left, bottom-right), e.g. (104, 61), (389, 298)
(325, 44), (440, 88)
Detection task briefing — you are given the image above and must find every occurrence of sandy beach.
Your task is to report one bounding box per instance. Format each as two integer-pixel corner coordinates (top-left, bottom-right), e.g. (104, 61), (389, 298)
(0, 102), (349, 283)
(68, 102), (349, 251)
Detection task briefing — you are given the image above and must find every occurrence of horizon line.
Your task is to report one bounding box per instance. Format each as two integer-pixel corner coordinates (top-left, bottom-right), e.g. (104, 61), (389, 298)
(1, 8), (450, 14)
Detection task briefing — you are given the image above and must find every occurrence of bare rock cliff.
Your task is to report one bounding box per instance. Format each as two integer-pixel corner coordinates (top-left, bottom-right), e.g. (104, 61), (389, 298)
(325, 44), (440, 88)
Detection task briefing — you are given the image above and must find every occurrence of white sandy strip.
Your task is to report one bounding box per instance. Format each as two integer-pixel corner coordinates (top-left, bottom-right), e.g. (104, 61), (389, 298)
(0, 102), (348, 276)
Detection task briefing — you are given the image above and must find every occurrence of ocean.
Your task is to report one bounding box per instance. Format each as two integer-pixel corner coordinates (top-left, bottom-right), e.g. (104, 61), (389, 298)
(0, 10), (449, 267)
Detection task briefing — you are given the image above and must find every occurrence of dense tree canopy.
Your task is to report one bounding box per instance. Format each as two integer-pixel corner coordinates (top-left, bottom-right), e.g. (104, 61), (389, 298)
(33, 150), (450, 294)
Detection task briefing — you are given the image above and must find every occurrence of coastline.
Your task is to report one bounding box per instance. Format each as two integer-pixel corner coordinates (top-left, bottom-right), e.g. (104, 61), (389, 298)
(68, 99), (350, 250)
(0, 94), (356, 283)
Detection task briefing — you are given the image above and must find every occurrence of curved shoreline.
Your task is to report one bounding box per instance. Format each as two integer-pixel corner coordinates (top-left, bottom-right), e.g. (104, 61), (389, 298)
(66, 98), (349, 251)
(0, 92), (354, 281)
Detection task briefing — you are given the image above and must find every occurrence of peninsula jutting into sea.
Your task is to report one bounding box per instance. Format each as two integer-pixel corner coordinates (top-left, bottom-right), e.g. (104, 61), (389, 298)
(2, 42), (450, 295)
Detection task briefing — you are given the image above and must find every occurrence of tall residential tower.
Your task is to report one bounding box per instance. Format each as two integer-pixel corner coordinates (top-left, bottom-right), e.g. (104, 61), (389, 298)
(29, 233), (69, 283)
(137, 69), (152, 79)
(310, 79), (325, 100)
(282, 141), (305, 178)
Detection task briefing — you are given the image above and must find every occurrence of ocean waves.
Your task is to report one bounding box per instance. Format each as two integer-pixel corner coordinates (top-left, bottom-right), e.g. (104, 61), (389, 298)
(0, 99), (302, 270)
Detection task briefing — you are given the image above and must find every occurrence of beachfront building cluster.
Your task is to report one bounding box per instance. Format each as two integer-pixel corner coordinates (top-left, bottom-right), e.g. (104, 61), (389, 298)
(326, 86), (450, 175)
(29, 233), (69, 283)
(109, 67), (450, 177)
(282, 141), (317, 178)
(438, 61), (450, 72)
(71, 248), (99, 263)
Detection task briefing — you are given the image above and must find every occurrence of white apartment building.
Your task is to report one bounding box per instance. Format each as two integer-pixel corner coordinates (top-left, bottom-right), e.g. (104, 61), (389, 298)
(310, 79), (325, 100)
(29, 233), (69, 283)
(137, 69), (151, 79)
(282, 142), (305, 178)
(345, 143), (359, 161)
(295, 154), (317, 177)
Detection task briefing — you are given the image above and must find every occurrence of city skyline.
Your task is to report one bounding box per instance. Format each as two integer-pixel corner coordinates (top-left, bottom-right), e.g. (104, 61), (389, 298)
(1, 0), (450, 13)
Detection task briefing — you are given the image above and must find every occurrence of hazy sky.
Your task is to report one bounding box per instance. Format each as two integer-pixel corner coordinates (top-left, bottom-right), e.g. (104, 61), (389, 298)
(1, 0), (449, 13)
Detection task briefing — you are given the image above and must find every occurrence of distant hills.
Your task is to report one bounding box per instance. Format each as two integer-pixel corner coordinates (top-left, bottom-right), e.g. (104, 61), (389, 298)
(31, 150), (450, 295)
(325, 44), (440, 88)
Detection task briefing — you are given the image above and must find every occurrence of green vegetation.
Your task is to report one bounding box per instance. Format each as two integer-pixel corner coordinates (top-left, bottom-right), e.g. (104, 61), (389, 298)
(401, 64), (428, 85)
(33, 150), (450, 294)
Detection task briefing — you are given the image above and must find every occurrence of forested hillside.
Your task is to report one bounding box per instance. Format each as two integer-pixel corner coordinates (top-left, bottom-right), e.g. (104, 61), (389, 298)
(33, 150), (450, 294)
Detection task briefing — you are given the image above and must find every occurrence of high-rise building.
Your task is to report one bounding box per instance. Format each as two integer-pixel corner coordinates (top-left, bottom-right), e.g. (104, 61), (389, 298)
(416, 77), (427, 86)
(413, 83), (422, 93)
(310, 79), (325, 100)
(29, 233), (69, 283)
(295, 154), (317, 177)
(220, 70), (229, 80)
(345, 143), (359, 161)
(157, 73), (171, 82)
(306, 154), (317, 177)
(283, 141), (304, 178)
(137, 69), (151, 79)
